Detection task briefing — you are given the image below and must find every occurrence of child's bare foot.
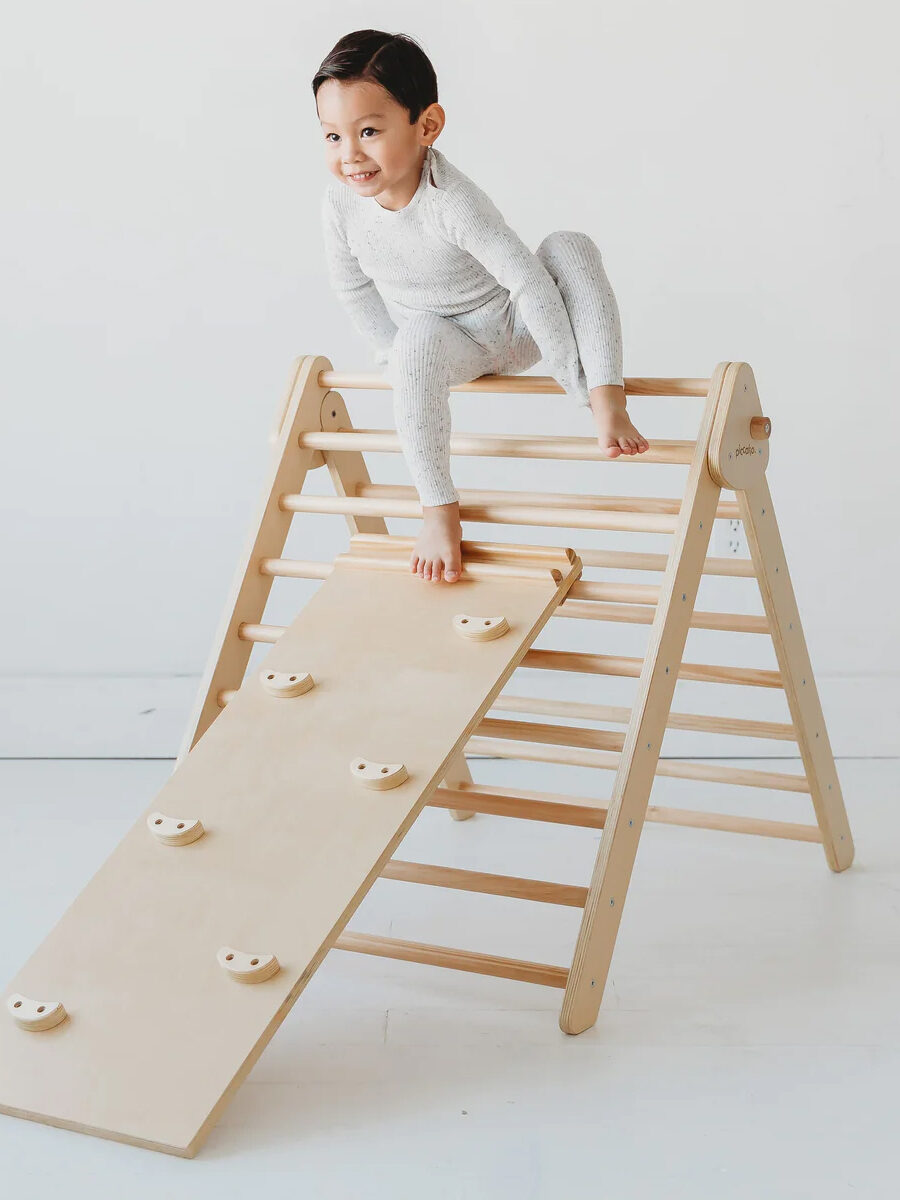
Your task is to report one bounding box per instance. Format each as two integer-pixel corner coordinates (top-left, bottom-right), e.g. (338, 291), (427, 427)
(589, 384), (649, 457)
(410, 501), (462, 583)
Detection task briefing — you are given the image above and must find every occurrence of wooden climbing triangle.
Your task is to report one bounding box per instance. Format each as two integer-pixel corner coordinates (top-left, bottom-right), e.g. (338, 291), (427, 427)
(0, 356), (853, 1157)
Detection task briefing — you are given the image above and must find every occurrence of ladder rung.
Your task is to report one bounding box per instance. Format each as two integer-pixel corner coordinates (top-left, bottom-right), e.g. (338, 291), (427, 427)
(316, 370), (712, 396)
(357, 481), (741, 520)
(556, 599), (770, 634)
(430, 785), (822, 842)
(255, 558), (768, 634)
(522, 648), (784, 688)
(477, 716), (623, 752)
(490, 695), (797, 742)
(235, 627), (785, 689)
(297, 428), (696, 465)
(258, 547), (757, 579)
(465, 737), (811, 792)
(380, 859), (587, 907)
(575, 547), (756, 577)
(280, 492), (680, 534)
(333, 931), (569, 988)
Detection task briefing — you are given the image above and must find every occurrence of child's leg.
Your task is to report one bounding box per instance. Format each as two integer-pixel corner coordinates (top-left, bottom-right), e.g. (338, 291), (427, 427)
(384, 311), (495, 583)
(528, 231), (648, 456)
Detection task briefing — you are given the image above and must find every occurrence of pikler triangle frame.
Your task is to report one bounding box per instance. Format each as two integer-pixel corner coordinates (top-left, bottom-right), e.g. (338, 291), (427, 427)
(0, 355), (853, 1157)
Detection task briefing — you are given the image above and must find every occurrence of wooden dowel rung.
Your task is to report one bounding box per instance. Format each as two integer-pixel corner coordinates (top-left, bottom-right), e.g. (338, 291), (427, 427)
(465, 737), (811, 792)
(280, 492), (680, 533)
(237, 625), (784, 689)
(380, 859), (588, 907)
(215, 684), (798, 744)
(574, 547), (756, 577)
(557, 599), (770, 634)
(490, 694), (797, 741)
(333, 931), (569, 988)
(254, 560), (767, 635)
(477, 716), (624, 752)
(429, 785), (821, 842)
(260, 547), (756, 579)
(326, 534), (752, 577)
(317, 371), (712, 396)
(297, 428), (696, 465)
(522, 648), (783, 688)
(570, 581), (660, 603)
(357, 482), (741, 521)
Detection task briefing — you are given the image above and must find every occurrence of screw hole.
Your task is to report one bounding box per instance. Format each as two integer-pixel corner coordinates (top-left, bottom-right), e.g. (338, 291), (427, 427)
(250, 958), (259, 966)
(37, 1006), (45, 1013)
(460, 618), (468, 624)
(267, 674), (275, 680)
(357, 763), (365, 770)
(226, 954), (234, 961)
(484, 620), (491, 626)
(154, 818), (162, 825)
(13, 1001), (22, 1008)
(289, 676), (297, 682)
(381, 767), (388, 773)
(177, 823), (185, 829)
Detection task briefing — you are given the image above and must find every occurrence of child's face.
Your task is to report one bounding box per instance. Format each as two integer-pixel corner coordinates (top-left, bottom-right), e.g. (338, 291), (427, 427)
(317, 79), (441, 199)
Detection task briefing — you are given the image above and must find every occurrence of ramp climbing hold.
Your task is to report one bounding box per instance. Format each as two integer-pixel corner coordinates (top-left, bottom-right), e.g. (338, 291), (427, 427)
(453, 613), (510, 641)
(146, 812), (205, 846)
(351, 758), (409, 790)
(260, 669), (315, 698)
(7, 995), (67, 1032)
(216, 948), (281, 984)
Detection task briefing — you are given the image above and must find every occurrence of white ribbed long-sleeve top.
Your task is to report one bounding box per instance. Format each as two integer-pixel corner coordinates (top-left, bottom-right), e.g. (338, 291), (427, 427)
(320, 144), (591, 405)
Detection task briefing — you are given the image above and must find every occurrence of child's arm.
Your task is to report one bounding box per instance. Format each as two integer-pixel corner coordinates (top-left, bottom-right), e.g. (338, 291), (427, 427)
(321, 188), (399, 366)
(433, 182), (589, 406)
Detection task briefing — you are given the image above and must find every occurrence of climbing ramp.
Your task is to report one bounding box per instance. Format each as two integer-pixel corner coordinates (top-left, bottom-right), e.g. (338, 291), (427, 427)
(0, 355), (853, 1158)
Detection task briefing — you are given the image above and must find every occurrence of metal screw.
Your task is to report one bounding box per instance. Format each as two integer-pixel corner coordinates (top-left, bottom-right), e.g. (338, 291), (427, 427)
(610, 898), (615, 907)
(628, 819), (633, 826)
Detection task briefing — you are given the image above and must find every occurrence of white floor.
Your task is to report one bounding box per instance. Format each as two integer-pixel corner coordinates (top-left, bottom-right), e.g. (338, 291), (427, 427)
(1, 756), (897, 1199)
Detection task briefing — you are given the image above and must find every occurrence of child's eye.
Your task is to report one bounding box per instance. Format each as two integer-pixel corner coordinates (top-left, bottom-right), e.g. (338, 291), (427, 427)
(325, 128), (379, 143)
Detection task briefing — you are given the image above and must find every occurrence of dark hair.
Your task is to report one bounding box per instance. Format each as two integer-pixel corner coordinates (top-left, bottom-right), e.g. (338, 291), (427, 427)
(312, 29), (438, 125)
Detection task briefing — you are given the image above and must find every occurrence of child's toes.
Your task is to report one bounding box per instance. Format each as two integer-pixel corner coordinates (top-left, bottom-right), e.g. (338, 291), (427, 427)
(410, 553), (419, 573)
(604, 440), (623, 458)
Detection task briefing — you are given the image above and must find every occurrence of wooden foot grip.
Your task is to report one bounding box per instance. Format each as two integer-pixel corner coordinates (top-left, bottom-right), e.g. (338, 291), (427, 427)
(147, 813), (205, 846)
(216, 948), (281, 983)
(7, 994), (68, 1032)
(453, 613), (510, 641)
(350, 758), (409, 790)
(260, 670), (315, 698)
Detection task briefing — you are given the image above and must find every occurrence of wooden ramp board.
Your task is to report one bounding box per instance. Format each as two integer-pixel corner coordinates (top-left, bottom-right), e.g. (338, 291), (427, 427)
(0, 543), (580, 1158)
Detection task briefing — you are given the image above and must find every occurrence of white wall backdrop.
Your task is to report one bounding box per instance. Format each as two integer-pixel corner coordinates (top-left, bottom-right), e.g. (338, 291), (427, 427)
(1, 0), (898, 756)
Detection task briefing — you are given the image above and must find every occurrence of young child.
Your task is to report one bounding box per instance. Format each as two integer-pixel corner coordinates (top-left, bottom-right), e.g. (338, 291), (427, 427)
(314, 29), (648, 584)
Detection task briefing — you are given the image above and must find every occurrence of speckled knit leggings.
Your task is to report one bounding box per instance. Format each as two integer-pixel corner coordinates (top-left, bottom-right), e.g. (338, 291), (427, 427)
(383, 230), (623, 507)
